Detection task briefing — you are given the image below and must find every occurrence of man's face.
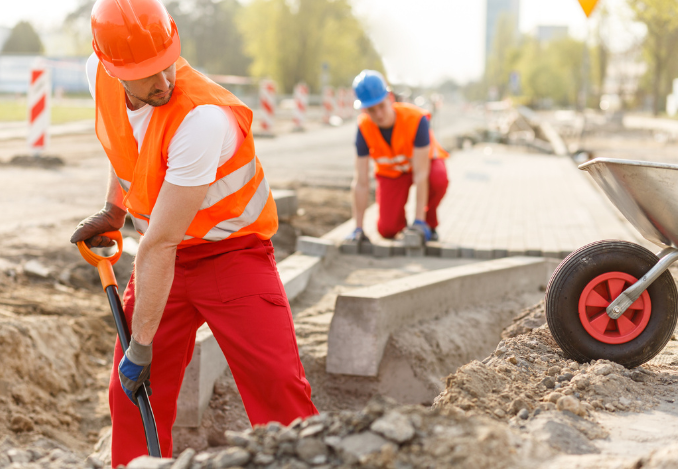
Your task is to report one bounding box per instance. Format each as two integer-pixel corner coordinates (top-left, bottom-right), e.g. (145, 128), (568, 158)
(365, 97), (395, 128)
(120, 64), (176, 108)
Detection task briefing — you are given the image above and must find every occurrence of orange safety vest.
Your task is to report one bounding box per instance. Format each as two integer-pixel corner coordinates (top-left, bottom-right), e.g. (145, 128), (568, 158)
(95, 58), (278, 247)
(357, 102), (449, 178)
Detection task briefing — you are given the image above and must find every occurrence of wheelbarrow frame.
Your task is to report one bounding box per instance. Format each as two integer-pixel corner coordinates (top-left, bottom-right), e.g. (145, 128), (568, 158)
(580, 158), (678, 320)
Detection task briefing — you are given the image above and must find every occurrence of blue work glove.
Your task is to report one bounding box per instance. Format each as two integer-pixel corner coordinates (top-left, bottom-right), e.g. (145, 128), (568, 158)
(412, 219), (432, 242)
(345, 227), (370, 243)
(118, 338), (152, 406)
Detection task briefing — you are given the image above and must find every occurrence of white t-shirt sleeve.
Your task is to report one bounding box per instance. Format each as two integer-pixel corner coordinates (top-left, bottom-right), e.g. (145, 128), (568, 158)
(165, 105), (243, 187)
(86, 53), (99, 100)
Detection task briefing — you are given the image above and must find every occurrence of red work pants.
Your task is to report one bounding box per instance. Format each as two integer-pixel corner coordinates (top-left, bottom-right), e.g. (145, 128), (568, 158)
(108, 235), (318, 467)
(375, 158), (449, 239)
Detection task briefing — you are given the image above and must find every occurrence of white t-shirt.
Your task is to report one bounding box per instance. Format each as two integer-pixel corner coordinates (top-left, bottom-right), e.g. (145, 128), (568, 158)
(86, 53), (244, 186)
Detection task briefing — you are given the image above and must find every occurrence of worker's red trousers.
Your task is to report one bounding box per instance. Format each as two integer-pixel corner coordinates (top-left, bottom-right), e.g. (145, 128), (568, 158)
(108, 235), (318, 467)
(375, 158), (449, 239)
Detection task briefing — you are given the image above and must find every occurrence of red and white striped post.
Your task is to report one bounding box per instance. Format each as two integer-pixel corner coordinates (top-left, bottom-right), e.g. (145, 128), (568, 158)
(27, 64), (51, 155)
(293, 83), (308, 131)
(259, 79), (276, 135)
(322, 86), (335, 125)
(336, 87), (347, 121)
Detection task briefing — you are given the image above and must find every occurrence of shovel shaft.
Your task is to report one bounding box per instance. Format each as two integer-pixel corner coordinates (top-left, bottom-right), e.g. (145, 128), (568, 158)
(105, 285), (162, 458)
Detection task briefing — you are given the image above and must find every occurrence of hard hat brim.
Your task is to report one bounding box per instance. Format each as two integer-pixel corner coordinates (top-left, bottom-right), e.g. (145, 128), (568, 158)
(354, 91), (388, 110)
(98, 29), (181, 81)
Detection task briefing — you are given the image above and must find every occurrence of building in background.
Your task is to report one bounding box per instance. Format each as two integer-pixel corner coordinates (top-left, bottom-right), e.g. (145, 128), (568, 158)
(485, 0), (520, 64)
(535, 25), (568, 44)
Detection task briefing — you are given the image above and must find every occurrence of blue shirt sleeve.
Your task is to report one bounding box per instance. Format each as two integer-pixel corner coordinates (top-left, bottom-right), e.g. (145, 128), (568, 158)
(356, 128), (370, 157)
(414, 116), (431, 148)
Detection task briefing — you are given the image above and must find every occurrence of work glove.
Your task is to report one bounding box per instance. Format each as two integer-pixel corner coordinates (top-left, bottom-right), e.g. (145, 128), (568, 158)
(70, 202), (127, 247)
(118, 338), (153, 406)
(411, 219), (432, 242)
(345, 227), (370, 243)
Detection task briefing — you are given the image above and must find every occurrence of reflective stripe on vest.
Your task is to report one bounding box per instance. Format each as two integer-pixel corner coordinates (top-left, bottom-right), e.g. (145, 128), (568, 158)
(188, 176), (271, 241)
(118, 177), (131, 192)
(200, 157), (257, 210)
(374, 154), (408, 165)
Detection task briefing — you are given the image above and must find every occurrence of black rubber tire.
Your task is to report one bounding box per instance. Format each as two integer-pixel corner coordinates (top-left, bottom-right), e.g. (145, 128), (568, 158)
(545, 240), (678, 368)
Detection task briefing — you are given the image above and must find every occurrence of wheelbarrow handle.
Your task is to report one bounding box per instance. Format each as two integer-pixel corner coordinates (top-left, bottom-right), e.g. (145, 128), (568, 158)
(77, 231), (161, 457)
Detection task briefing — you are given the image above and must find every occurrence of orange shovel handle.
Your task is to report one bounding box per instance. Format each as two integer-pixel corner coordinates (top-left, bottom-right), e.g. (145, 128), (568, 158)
(76, 231), (123, 290)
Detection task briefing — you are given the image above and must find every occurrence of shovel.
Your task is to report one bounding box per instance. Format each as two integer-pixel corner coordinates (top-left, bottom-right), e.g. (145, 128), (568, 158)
(77, 231), (161, 458)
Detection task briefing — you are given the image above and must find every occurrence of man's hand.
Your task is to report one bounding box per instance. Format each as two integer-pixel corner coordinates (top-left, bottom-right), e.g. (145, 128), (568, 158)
(411, 219), (432, 242)
(70, 202), (127, 247)
(345, 227), (370, 243)
(118, 338), (152, 406)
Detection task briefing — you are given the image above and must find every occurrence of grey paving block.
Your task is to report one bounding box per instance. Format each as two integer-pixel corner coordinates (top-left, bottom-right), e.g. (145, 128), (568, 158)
(474, 249), (493, 260)
(340, 240), (359, 255)
(406, 247), (425, 257)
(392, 241), (406, 256)
(297, 236), (336, 258)
(425, 242), (442, 257)
(460, 247), (475, 258)
(271, 189), (298, 222)
(526, 249), (543, 257)
(327, 257), (558, 377)
(509, 250), (527, 257)
(372, 243), (391, 258)
(441, 245), (460, 259)
(492, 248), (509, 259)
(359, 241), (374, 255)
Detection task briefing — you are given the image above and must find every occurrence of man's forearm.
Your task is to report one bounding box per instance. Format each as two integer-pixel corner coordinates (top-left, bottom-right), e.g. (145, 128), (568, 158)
(106, 165), (125, 209)
(131, 237), (177, 345)
(414, 176), (428, 221)
(352, 181), (370, 228)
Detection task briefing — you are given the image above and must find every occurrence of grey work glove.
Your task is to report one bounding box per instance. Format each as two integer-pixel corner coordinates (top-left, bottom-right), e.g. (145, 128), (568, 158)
(118, 338), (153, 406)
(70, 202), (127, 247)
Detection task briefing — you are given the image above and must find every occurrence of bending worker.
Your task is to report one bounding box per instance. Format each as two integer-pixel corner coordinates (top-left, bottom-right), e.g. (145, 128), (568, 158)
(348, 70), (449, 243)
(70, 0), (317, 465)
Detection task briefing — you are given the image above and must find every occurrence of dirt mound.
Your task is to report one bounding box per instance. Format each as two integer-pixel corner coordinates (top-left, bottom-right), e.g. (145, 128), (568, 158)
(433, 302), (669, 421)
(0, 270), (116, 455)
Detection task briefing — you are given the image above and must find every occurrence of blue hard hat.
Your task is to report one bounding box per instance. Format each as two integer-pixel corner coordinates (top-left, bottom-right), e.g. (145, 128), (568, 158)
(353, 70), (388, 109)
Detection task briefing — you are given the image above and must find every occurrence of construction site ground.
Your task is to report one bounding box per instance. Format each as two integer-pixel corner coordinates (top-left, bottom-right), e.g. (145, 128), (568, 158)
(4, 109), (678, 468)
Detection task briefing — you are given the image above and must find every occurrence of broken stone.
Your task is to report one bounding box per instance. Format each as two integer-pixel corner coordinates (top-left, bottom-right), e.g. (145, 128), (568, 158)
(547, 366), (561, 376)
(540, 377), (556, 389)
(338, 431), (394, 463)
(126, 456), (174, 469)
(253, 452), (275, 465)
(213, 447), (251, 467)
(298, 423), (324, 439)
(517, 408), (529, 420)
(370, 411), (415, 443)
(546, 392), (563, 404)
(557, 396), (585, 417)
(170, 448), (195, 469)
(295, 438), (328, 465)
(557, 373), (574, 382)
(224, 431), (253, 448)
(23, 260), (51, 279)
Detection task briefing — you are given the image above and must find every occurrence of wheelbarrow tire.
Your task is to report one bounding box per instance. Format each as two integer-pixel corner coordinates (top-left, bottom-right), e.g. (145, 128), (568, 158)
(546, 240), (678, 368)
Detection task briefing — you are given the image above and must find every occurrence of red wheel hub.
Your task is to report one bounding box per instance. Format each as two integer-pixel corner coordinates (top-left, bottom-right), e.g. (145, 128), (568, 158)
(578, 272), (651, 344)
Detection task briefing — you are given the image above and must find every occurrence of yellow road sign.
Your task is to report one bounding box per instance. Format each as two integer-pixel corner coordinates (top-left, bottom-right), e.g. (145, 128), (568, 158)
(578, 0), (599, 17)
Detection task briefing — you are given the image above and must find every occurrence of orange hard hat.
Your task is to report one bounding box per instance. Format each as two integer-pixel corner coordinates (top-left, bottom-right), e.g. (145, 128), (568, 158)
(91, 0), (181, 81)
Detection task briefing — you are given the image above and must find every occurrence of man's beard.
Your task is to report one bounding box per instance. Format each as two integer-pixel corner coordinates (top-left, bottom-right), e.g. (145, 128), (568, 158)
(126, 84), (175, 107)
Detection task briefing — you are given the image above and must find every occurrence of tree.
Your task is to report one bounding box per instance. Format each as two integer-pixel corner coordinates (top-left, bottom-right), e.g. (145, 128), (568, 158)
(2, 21), (44, 54)
(166, 0), (250, 75)
(628, 0), (678, 115)
(237, 0), (384, 92)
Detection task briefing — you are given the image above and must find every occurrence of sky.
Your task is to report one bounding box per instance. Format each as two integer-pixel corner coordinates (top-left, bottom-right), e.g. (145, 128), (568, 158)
(3, 0), (640, 86)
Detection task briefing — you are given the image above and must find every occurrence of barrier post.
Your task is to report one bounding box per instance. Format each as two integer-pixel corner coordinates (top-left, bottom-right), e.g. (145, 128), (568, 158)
(27, 64), (51, 156)
(322, 86), (335, 125)
(293, 83), (308, 131)
(259, 79), (276, 136)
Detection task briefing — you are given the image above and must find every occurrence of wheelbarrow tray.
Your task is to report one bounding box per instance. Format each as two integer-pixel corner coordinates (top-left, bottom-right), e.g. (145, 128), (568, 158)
(579, 158), (678, 249)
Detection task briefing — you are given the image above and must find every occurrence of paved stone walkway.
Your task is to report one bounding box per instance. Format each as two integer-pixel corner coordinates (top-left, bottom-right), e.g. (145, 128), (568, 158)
(326, 145), (647, 259)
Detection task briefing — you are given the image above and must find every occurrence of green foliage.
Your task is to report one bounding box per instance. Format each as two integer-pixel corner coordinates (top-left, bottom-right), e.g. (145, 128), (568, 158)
(2, 21), (44, 54)
(237, 0), (385, 93)
(628, 0), (678, 114)
(166, 0), (251, 76)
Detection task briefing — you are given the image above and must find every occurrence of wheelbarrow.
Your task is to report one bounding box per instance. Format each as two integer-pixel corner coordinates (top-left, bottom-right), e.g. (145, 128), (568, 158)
(77, 231), (161, 457)
(546, 158), (678, 368)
